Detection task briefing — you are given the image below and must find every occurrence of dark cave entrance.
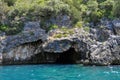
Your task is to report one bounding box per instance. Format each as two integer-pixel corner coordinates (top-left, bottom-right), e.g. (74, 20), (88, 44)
(55, 48), (80, 64)
(31, 48), (81, 64)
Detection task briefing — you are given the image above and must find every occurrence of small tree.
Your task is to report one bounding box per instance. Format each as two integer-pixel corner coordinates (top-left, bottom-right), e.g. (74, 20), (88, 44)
(0, 1), (9, 25)
(2, 0), (17, 6)
(113, 0), (120, 17)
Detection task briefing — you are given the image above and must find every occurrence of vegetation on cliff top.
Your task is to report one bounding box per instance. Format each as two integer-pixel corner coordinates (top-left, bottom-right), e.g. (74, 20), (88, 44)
(0, 0), (120, 35)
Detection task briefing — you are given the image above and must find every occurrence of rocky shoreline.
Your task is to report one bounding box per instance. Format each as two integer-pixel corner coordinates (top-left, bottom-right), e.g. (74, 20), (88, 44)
(0, 19), (120, 66)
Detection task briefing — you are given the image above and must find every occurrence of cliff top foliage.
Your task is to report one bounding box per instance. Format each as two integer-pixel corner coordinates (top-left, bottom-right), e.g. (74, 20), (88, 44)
(0, 0), (120, 35)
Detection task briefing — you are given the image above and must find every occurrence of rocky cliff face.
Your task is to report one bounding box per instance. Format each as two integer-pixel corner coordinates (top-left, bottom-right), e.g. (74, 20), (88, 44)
(0, 19), (120, 65)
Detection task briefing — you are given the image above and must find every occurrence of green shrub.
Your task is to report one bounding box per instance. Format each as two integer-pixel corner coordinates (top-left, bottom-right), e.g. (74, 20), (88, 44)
(113, 0), (120, 17)
(49, 24), (58, 30)
(0, 24), (23, 35)
(67, 29), (74, 35)
(0, 0), (119, 35)
(0, 25), (9, 31)
(62, 0), (82, 24)
(70, 6), (82, 24)
(87, 0), (98, 11)
(97, 0), (107, 3)
(53, 27), (74, 38)
(0, 1), (10, 24)
(99, 0), (114, 17)
(60, 27), (74, 34)
(89, 11), (103, 23)
(84, 26), (90, 32)
(2, 0), (17, 6)
(75, 21), (83, 28)
(54, 33), (68, 38)
(7, 0), (70, 30)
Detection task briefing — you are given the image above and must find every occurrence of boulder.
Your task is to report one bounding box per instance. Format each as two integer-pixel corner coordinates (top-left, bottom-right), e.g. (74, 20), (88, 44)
(90, 28), (111, 42)
(90, 35), (120, 65)
(3, 22), (47, 52)
(0, 21), (47, 64)
(112, 19), (120, 35)
(43, 39), (72, 53)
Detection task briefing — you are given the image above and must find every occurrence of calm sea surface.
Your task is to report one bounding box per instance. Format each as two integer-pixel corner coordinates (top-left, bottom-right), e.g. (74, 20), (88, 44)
(0, 64), (120, 80)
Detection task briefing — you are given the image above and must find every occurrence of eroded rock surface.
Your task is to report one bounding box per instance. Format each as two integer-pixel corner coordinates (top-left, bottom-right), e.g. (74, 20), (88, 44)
(0, 20), (120, 65)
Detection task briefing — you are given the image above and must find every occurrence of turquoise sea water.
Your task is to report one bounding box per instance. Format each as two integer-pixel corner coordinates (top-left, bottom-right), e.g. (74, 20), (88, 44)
(0, 64), (120, 80)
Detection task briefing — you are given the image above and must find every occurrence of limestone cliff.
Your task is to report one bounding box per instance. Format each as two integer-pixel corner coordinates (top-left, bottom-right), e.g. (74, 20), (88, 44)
(0, 19), (120, 65)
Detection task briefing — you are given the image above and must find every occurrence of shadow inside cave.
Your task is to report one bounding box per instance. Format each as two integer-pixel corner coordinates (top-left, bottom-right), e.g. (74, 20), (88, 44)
(55, 48), (80, 64)
(30, 48), (81, 64)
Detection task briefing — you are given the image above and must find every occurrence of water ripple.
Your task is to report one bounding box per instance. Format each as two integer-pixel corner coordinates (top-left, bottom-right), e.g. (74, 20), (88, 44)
(0, 65), (120, 80)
